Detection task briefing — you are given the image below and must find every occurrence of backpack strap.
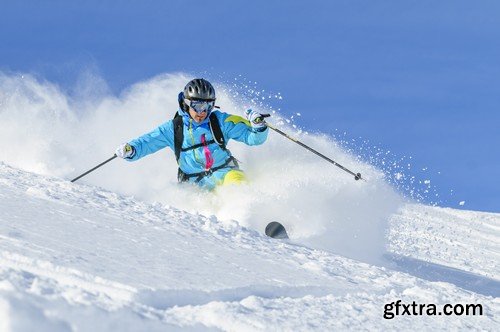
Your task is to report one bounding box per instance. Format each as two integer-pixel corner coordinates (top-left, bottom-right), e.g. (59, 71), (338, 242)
(209, 112), (226, 150)
(173, 113), (184, 163)
(178, 156), (239, 183)
(181, 139), (216, 152)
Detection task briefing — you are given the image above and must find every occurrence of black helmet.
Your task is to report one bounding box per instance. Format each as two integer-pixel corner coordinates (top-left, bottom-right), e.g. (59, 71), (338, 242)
(183, 78), (216, 101)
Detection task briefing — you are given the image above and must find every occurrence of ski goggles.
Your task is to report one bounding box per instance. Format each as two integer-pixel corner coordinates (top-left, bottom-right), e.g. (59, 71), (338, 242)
(185, 99), (215, 114)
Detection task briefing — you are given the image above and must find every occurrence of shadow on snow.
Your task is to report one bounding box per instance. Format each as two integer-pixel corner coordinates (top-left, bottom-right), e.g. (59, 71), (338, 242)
(384, 254), (500, 298)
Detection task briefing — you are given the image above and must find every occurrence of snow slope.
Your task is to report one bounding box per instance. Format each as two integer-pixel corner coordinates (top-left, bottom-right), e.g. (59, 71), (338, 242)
(0, 71), (499, 330)
(389, 204), (500, 281)
(0, 163), (499, 331)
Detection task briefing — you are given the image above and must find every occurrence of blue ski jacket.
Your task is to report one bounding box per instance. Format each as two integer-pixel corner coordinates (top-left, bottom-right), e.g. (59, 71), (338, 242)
(126, 109), (268, 189)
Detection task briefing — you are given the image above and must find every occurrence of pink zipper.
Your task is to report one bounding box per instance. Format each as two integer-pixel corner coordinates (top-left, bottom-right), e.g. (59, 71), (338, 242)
(201, 134), (214, 170)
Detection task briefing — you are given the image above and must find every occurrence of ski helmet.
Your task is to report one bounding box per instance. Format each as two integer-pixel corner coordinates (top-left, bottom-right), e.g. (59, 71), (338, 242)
(183, 78), (216, 101)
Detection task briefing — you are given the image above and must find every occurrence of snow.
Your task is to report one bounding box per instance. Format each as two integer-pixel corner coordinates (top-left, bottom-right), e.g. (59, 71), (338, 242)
(0, 72), (499, 330)
(388, 204), (500, 281)
(0, 163), (499, 331)
(0, 71), (403, 265)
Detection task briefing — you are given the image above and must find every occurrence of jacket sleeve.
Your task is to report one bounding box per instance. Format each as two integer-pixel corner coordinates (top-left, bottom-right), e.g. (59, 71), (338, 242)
(219, 112), (269, 146)
(126, 120), (174, 161)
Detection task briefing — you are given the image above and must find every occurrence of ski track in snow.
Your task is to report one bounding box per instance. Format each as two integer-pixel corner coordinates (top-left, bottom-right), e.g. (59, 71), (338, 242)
(388, 204), (500, 281)
(0, 163), (499, 331)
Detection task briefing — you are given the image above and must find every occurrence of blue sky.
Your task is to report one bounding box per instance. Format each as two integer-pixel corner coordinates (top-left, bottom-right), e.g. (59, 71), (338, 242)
(1, 0), (499, 211)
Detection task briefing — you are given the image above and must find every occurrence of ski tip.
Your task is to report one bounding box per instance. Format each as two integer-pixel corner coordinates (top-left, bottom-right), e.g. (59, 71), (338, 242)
(265, 221), (289, 239)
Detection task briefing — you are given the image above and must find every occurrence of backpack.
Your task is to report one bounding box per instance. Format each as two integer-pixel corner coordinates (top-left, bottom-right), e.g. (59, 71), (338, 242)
(172, 110), (227, 164)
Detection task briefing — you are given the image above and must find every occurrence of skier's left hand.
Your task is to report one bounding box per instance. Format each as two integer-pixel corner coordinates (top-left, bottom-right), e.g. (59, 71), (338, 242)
(245, 109), (268, 131)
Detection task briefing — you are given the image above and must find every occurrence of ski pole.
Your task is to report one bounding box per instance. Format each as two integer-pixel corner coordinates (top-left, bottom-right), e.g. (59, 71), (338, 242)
(70, 155), (117, 183)
(261, 116), (363, 181)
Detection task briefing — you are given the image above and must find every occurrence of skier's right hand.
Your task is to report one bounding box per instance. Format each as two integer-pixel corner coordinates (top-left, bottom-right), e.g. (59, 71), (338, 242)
(115, 143), (135, 159)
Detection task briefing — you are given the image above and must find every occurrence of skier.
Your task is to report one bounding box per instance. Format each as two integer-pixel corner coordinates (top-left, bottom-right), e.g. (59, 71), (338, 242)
(115, 78), (269, 190)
